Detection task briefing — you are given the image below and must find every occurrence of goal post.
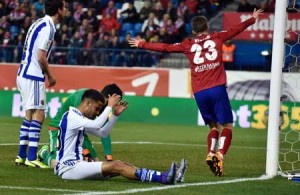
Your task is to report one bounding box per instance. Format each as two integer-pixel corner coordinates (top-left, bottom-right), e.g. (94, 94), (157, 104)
(266, 0), (288, 177)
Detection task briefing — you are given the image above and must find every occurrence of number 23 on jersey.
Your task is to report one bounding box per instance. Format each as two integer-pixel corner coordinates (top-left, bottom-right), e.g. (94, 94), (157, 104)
(191, 40), (218, 64)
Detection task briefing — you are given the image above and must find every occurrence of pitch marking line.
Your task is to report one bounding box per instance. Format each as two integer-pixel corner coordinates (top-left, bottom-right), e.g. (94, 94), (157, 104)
(68, 176), (271, 195)
(0, 185), (86, 193)
(0, 141), (265, 150)
(0, 176), (271, 194)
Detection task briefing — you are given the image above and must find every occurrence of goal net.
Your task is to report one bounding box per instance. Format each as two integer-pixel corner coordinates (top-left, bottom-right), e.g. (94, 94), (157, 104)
(276, 0), (300, 179)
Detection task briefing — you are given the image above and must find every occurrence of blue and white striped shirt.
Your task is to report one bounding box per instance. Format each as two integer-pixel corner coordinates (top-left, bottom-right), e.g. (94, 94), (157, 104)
(54, 107), (85, 175)
(17, 15), (56, 81)
(54, 106), (116, 176)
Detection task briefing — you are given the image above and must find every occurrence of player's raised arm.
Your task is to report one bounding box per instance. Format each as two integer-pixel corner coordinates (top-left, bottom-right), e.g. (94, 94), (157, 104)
(128, 38), (143, 48)
(219, 8), (263, 42)
(128, 38), (184, 53)
(89, 114), (118, 138)
(113, 100), (128, 116)
(252, 8), (264, 19)
(84, 94), (120, 130)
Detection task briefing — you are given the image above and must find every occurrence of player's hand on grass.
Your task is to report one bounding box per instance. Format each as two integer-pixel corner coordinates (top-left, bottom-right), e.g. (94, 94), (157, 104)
(107, 94), (121, 108)
(252, 8), (263, 19)
(128, 38), (143, 48)
(113, 100), (128, 116)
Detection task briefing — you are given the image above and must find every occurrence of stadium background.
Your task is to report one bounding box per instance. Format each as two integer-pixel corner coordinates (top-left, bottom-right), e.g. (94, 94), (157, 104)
(0, 0), (299, 128)
(0, 0), (300, 194)
(0, 0), (297, 69)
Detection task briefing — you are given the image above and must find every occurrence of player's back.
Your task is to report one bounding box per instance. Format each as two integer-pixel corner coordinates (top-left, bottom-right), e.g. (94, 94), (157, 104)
(49, 89), (87, 128)
(182, 33), (227, 93)
(18, 15), (56, 81)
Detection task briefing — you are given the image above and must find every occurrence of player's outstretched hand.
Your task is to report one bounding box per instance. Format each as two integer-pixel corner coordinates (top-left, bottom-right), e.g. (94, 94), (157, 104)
(128, 38), (143, 48)
(113, 100), (128, 116)
(107, 94), (121, 108)
(252, 8), (263, 19)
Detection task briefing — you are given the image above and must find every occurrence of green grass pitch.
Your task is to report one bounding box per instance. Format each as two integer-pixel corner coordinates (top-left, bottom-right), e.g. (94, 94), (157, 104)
(0, 116), (299, 194)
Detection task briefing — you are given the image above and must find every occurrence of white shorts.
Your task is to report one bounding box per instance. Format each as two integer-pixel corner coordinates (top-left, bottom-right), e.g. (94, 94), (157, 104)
(16, 76), (46, 110)
(61, 161), (105, 180)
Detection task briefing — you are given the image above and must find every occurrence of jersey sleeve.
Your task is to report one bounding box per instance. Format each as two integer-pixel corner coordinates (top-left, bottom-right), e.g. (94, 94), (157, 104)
(82, 106), (112, 130)
(67, 110), (86, 131)
(86, 115), (118, 138)
(139, 41), (185, 53)
(218, 17), (256, 41)
(36, 25), (54, 51)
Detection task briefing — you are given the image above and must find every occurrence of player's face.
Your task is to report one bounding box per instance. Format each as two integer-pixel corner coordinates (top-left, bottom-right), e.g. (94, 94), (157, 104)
(86, 100), (104, 119)
(97, 97), (108, 115)
(58, 1), (67, 20)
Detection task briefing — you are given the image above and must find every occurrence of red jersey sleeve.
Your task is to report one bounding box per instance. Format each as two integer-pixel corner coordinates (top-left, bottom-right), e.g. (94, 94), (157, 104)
(218, 17), (256, 41)
(138, 41), (185, 53)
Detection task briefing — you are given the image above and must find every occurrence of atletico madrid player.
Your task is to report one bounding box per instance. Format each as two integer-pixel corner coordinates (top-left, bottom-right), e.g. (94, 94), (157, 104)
(129, 8), (264, 176)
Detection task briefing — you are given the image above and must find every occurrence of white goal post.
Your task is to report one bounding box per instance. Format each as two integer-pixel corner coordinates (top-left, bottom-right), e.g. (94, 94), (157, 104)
(266, 0), (288, 177)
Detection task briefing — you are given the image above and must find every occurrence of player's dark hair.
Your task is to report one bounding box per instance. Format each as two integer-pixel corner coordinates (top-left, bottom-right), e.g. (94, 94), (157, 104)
(101, 83), (123, 99)
(192, 16), (208, 34)
(45, 0), (64, 16)
(82, 89), (105, 103)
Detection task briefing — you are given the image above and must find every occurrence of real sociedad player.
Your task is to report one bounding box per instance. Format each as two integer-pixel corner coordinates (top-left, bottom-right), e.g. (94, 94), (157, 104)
(54, 89), (187, 184)
(38, 84), (123, 168)
(15, 0), (66, 168)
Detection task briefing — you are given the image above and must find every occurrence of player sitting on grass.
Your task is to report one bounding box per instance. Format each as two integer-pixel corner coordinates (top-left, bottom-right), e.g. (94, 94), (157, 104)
(38, 83), (123, 168)
(53, 89), (187, 183)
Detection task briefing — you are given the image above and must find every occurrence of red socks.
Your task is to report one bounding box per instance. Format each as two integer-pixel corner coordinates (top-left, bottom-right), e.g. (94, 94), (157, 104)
(207, 128), (219, 154)
(218, 128), (232, 156)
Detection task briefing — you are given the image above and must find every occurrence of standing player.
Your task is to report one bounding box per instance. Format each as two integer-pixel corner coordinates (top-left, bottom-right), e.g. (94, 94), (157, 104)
(15, 0), (66, 168)
(54, 89), (187, 184)
(129, 9), (263, 176)
(39, 84), (123, 168)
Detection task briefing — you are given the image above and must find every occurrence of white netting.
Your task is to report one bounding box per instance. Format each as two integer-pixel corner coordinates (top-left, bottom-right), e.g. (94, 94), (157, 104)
(278, 0), (300, 177)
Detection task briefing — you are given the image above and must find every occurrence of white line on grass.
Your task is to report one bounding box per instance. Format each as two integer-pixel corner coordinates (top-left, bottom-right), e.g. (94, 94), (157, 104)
(67, 176), (271, 195)
(0, 142), (270, 194)
(0, 141), (266, 150)
(0, 175), (270, 194)
(0, 185), (87, 193)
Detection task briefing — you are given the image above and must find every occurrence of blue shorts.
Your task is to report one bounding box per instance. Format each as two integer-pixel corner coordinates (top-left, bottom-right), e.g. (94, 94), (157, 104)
(194, 85), (233, 125)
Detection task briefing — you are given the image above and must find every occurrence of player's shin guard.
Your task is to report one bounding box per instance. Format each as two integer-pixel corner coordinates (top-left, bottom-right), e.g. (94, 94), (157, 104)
(27, 120), (42, 161)
(218, 128), (232, 156)
(18, 119), (30, 158)
(207, 128), (219, 154)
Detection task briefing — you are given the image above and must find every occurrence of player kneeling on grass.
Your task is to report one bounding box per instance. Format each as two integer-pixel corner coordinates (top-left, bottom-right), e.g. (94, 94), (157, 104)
(53, 89), (187, 183)
(38, 84), (122, 168)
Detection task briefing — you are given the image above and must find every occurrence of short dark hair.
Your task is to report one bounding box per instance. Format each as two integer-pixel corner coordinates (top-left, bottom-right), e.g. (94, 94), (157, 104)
(45, 0), (64, 16)
(82, 89), (105, 103)
(192, 16), (208, 34)
(101, 83), (123, 99)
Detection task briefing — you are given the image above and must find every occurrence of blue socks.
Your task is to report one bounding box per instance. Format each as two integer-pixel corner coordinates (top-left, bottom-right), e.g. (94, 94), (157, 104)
(27, 120), (42, 161)
(135, 168), (162, 183)
(18, 119), (30, 158)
